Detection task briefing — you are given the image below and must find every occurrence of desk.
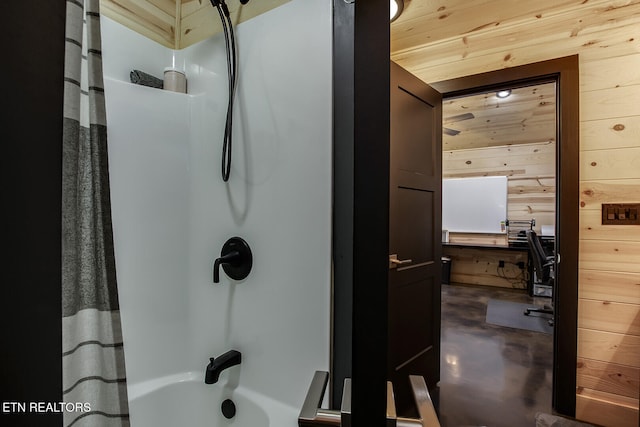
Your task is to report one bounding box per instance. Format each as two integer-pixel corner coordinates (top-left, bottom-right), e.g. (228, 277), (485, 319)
(442, 242), (532, 291)
(445, 242), (521, 250)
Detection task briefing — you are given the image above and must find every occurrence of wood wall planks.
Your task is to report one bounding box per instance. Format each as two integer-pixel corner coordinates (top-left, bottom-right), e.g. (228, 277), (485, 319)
(581, 180), (640, 209)
(447, 233), (509, 246)
(581, 147), (640, 181)
(577, 357), (640, 399)
(443, 141), (556, 235)
(580, 210), (640, 241)
(580, 54), (640, 91)
(577, 328), (640, 368)
(581, 85), (640, 122)
(577, 389), (639, 427)
(99, 0), (290, 49)
(179, 3), (217, 48)
(578, 300), (640, 336)
(101, 0), (176, 47)
(442, 141), (554, 289)
(581, 117), (640, 151)
(443, 245), (528, 289)
(578, 270), (640, 305)
(580, 240), (640, 273)
(394, 2), (640, 423)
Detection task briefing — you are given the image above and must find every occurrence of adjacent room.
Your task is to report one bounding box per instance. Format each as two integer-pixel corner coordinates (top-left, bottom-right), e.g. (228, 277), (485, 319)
(437, 83), (558, 426)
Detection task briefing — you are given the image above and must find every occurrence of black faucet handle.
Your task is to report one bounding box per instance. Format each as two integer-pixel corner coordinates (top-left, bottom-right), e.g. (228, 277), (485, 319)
(213, 250), (241, 283)
(213, 237), (252, 283)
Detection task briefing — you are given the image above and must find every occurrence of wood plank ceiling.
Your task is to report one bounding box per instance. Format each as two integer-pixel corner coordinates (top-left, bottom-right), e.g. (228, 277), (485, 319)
(390, 0), (638, 151)
(442, 82), (556, 151)
(102, 0), (633, 151)
(99, 0), (290, 49)
(390, 0), (638, 82)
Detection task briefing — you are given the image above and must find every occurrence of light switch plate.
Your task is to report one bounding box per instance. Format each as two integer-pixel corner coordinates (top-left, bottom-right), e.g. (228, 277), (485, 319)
(601, 203), (640, 225)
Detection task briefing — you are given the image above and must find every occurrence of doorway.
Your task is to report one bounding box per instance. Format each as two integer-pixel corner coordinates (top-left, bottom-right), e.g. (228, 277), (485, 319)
(438, 81), (557, 425)
(432, 55), (580, 416)
(330, 2), (578, 421)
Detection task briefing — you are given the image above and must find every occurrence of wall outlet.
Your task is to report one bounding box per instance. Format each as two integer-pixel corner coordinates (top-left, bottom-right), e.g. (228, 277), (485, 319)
(498, 260), (505, 268)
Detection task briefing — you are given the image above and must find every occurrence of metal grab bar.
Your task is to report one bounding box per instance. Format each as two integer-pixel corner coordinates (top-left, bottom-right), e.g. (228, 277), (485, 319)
(298, 372), (441, 427)
(298, 371), (345, 427)
(407, 375), (440, 427)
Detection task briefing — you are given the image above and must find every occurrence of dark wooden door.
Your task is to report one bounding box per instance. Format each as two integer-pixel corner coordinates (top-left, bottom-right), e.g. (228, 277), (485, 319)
(388, 61), (442, 415)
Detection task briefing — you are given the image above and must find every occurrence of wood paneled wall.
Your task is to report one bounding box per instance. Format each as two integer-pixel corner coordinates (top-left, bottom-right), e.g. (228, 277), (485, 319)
(444, 141), (557, 231)
(577, 51), (640, 424)
(443, 244), (529, 289)
(443, 142), (554, 290)
(394, 3), (640, 425)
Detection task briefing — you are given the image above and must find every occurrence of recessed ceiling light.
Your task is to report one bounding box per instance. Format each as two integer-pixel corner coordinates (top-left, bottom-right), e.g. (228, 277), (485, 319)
(496, 89), (512, 99)
(390, 0), (404, 22)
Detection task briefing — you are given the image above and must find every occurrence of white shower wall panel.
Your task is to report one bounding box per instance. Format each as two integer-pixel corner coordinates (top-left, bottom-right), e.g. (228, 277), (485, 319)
(103, 0), (332, 413)
(105, 80), (192, 384)
(182, 0), (332, 408)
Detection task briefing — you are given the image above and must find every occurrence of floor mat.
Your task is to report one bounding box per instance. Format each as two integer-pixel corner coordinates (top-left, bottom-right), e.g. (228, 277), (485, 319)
(535, 412), (595, 426)
(485, 299), (553, 334)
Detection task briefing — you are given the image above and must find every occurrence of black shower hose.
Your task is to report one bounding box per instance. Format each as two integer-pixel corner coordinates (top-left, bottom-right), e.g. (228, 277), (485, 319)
(211, 0), (238, 182)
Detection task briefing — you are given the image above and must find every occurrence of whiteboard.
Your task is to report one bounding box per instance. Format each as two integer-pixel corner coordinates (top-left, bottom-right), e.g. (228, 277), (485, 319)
(442, 176), (507, 234)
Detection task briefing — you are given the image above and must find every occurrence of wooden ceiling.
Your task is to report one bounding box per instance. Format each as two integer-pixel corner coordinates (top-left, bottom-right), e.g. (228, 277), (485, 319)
(390, 0), (638, 82)
(100, 0), (289, 49)
(389, 0), (567, 151)
(102, 1), (635, 151)
(442, 82), (556, 151)
(390, 0), (639, 151)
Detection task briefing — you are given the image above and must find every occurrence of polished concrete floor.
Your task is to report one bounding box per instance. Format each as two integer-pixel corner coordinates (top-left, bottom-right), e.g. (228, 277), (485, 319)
(433, 283), (554, 427)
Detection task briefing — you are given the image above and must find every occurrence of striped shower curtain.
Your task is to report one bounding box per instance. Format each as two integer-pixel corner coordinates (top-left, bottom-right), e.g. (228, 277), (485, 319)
(62, 0), (129, 425)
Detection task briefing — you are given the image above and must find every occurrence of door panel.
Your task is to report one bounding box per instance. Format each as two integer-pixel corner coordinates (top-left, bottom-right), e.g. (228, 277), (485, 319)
(393, 187), (435, 264)
(388, 277), (434, 366)
(393, 88), (436, 177)
(389, 61), (442, 415)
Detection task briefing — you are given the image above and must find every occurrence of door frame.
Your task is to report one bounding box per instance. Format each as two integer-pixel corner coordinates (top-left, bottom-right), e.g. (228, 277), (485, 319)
(331, 0), (390, 425)
(431, 55), (580, 417)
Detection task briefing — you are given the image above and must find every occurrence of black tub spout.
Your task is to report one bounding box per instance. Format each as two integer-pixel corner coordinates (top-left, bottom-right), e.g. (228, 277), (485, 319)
(205, 350), (242, 384)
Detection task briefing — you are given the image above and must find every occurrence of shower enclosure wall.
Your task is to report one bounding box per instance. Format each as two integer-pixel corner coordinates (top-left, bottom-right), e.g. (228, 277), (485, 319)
(102, 1), (332, 424)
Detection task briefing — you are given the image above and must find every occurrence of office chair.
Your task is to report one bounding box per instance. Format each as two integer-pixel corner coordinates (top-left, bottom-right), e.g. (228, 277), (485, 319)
(524, 230), (554, 324)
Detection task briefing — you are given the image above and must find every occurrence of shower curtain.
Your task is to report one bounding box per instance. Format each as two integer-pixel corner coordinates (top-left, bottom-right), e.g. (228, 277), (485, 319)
(62, 0), (129, 425)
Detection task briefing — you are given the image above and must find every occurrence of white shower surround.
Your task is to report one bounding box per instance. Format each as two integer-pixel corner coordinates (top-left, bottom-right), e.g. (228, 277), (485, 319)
(127, 371), (298, 426)
(102, 0), (332, 424)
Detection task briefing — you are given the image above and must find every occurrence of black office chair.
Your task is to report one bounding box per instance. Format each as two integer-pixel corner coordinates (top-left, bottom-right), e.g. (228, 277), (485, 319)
(524, 230), (554, 323)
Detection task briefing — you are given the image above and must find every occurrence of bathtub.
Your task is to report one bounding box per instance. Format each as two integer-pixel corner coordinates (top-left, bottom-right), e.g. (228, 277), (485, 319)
(127, 372), (299, 427)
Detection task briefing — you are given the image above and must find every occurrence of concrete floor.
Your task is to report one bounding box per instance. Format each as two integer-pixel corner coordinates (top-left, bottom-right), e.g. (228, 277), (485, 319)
(434, 283), (554, 427)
